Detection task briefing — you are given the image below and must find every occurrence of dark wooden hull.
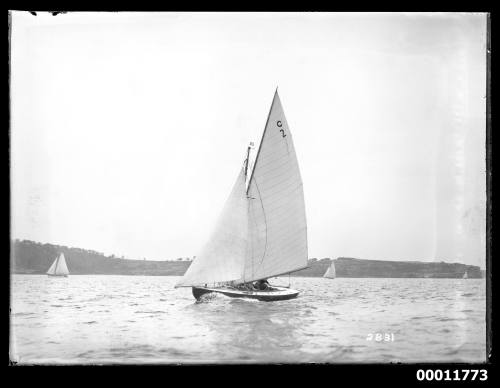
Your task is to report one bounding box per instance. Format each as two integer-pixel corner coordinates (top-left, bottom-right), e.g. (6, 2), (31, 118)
(192, 286), (299, 302)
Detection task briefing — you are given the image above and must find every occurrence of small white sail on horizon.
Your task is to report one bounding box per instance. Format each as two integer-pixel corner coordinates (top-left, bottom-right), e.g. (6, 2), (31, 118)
(47, 253), (70, 276)
(323, 261), (336, 279)
(463, 271), (468, 279)
(175, 90), (308, 288)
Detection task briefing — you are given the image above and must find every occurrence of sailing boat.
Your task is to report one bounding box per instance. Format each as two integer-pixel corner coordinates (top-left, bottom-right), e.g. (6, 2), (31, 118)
(46, 253), (70, 277)
(175, 90), (308, 301)
(323, 261), (336, 279)
(462, 271), (468, 279)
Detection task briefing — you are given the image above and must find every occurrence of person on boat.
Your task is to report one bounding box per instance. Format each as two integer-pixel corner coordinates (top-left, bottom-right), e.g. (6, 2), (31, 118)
(236, 283), (250, 291)
(254, 279), (269, 291)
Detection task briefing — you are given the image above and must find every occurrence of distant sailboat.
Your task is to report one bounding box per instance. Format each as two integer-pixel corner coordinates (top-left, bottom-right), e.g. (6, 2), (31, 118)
(463, 271), (468, 279)
(47, 253), (69, 277)
(175, 90), (308, 301)
(323, 261), (336, 279)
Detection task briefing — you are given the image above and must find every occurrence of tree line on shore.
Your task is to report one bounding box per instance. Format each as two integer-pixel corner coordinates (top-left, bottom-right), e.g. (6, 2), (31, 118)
(11, 239), (482, 278)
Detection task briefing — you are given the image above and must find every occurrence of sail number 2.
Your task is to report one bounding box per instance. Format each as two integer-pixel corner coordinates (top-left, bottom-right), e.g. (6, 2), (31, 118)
(277, 120), (286, 137)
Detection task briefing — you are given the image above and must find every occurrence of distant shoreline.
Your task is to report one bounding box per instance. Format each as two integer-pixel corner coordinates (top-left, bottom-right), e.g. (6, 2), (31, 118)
(11, 239), (484, 279)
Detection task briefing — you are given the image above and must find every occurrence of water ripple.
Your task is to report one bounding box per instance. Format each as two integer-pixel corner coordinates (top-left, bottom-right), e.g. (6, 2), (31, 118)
(10, 275), (486, 364)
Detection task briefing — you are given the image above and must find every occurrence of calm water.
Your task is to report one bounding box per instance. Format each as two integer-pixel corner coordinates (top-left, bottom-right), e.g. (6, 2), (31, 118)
(10, 275), (486, 364)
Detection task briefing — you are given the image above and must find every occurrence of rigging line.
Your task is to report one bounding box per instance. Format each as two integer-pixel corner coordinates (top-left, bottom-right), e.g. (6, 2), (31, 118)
(253, 177), (268, 267)
(249, 189), (255, 282)
(248, 182), (261, 282)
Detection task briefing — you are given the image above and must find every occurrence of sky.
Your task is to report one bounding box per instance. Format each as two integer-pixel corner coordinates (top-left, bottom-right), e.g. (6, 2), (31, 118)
(10, 12), (487, 268)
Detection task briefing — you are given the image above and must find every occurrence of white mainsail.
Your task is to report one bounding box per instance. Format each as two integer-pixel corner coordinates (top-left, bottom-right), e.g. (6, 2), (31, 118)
(175, 166), (249, 287)
(47, 253), (70, 276)
(240, 91), (308, 283)
(176, 90), (307, 287)
(323, 262), (336, 279)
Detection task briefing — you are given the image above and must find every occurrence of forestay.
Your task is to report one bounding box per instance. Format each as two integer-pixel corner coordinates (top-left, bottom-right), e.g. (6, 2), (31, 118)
(240, 91), (308, 283)
(175, 167), (248, 287)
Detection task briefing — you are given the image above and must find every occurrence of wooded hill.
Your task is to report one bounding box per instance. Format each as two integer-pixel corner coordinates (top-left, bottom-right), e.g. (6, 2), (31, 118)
(11, 239), (482, 278)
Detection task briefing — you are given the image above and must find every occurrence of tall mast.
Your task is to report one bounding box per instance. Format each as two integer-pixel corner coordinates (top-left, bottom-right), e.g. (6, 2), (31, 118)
(244, 143), (252, 178)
